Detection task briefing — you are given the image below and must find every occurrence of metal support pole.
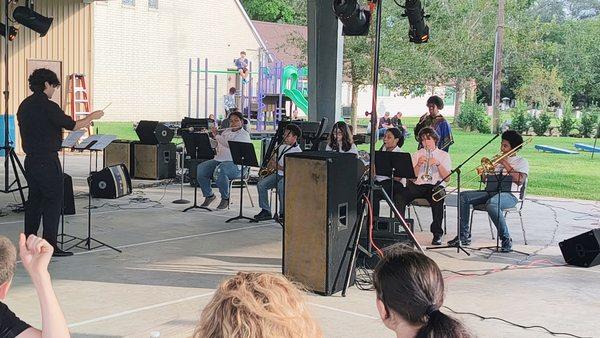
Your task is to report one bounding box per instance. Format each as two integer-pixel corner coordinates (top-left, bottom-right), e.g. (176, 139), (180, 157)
(196, 58), (200, 118)
(188, 58), (192, 117)
(204, 58), (208, 118)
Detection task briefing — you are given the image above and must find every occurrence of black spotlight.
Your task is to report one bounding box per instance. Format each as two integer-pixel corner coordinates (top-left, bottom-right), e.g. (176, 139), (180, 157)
(0, 23), (18, 41)
(403, 0), (429, 43)
(13, 6), (53, 37)
(333, 0), (372, 36)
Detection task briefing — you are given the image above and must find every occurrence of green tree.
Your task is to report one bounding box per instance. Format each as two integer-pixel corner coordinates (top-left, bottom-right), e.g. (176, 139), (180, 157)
(515, 65), (563, 109)
(240, 0), (295, 23)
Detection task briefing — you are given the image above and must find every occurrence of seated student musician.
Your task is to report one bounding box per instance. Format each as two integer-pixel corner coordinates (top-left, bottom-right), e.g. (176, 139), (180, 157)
(448, 130), (529, 252)
(197, 111), (251, 210)
(373, 244), (472, 338)
(372, 127), (405, 219)
(0, 234), (71, 337)
(325, 121), (359, 156)
(397, 127), (451, 246)
(253, 124), (302, 222)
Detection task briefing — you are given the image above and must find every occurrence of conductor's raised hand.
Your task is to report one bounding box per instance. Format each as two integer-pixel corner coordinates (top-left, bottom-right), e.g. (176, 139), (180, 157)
(90, 110), (105, 120)
(19, 234), (53, 279)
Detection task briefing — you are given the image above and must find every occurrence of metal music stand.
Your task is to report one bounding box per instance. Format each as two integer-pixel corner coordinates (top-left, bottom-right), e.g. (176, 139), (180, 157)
(226, 141), (258, 223)
(182, 132), (214, 212)
(57, 130), (86, 248)
(342, 152), (420, 296)
(67, 135), (121, 253)
(474, 173), (529, 256)
(374, 151), (414, 218)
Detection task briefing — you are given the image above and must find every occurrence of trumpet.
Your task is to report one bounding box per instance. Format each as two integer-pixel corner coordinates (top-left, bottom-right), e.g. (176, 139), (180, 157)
(431, 137), (532, 202)
(421, 149), (433, 182)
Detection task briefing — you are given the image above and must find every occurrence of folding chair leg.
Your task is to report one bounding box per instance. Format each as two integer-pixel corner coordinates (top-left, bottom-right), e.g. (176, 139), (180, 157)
(245, 184), (254, 207)
(487, 216), (495, 240)
(468, 209), (474, 237)
(443, 205), (447, 234)
(518, 211), (527, 245)
(411, 205), (423, 231)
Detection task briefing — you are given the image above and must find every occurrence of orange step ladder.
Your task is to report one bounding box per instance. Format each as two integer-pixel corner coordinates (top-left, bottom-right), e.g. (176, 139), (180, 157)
(68, 73), (92, 134)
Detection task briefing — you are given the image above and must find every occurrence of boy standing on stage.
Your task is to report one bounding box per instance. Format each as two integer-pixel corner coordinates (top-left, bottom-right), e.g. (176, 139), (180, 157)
(17, 69), (104, 257)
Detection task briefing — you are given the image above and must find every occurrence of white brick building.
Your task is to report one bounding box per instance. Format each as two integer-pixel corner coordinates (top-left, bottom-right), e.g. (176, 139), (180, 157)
(92, 0), (265, 122)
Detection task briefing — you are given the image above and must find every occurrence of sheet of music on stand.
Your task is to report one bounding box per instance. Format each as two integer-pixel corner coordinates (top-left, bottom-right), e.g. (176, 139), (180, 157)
(62, 130), (86, 148)
(72, 134), (117, 151)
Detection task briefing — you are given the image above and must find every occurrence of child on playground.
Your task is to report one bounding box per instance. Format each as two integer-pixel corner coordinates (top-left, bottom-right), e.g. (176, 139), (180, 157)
(235, 51), (249, 84)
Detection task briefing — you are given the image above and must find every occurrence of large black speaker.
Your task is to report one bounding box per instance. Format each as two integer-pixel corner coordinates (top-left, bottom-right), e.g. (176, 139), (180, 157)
(89, 164), (132, 199)
(63, 173), (75, 215)
(284, 152), (359, 295)
(133, 143), (176, 179)
(135, 120), (174, 144)
(559, 229), (600, 268)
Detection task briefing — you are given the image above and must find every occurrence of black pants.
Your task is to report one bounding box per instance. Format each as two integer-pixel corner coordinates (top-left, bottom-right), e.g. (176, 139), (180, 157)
(397, 181), (445, 235)
(24, 154), (63, 249)
(372, 179), (404, 218)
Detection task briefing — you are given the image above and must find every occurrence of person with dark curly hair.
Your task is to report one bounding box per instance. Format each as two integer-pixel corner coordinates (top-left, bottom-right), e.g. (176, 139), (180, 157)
(372, 127), (405, 219)
(17, 68), (104, 257)
(414, 95), (454, 152)
(374, 245), (472, 338)
(448, 130), (529, 252)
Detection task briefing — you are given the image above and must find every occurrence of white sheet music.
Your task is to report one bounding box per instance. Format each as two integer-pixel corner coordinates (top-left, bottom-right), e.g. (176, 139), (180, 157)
(62, 130), (86, 148)
(89, 135), (117, 150)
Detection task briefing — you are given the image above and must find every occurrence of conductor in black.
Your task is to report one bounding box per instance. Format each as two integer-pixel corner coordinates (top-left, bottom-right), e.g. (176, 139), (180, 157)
(17, 68), (104, 257)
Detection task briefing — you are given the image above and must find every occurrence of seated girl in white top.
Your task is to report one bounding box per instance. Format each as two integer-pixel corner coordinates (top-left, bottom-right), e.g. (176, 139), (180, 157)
(372, 127), (405, 218)
(325, 121), (359, 156)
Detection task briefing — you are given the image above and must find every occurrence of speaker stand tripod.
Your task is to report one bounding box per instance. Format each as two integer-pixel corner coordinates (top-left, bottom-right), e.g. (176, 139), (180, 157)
(172, 142), (190, 204)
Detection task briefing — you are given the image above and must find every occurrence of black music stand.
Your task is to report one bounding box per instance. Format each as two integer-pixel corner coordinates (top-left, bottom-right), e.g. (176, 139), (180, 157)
(182, 132), (214, 212)
(67, 136), (121, 253)
(375, 151), (414, 218)
(226, 141), (258, 223)
(57, 130), (86, 248)
(475, 173), (529, 256)
(428, 134), (500, 255)
(342, 151), (419, 297)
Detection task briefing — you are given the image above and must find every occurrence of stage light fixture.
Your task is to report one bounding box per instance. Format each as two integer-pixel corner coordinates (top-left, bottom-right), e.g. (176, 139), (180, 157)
(0, 23), (18, 41)
(403, 0), (429, 43)
(12, 5), (53, 37)
(333, 0), (372, 36)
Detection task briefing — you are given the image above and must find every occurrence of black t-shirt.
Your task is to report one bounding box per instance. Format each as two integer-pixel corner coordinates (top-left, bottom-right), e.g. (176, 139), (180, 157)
(0, 302), (30, 337)
(17, 92), (76, 156)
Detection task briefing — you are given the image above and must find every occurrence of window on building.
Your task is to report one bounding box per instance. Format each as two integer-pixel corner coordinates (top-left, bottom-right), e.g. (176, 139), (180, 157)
(122, 0), (135, 6)
(148, 0), (158, 9)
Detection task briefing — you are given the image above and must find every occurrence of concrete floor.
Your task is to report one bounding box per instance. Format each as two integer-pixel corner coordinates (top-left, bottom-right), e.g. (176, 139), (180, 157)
(0, 153), (599, 338)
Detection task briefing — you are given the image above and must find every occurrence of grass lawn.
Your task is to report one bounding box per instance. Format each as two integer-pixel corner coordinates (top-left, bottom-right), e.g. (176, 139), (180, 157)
(96, 122), (599, 201)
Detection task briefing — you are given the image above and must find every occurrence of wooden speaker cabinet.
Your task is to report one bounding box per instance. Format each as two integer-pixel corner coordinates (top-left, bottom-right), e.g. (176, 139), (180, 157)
(133, 143), (176, 180)
(283, 151), (359, 295)
(103, 140), (135, 174)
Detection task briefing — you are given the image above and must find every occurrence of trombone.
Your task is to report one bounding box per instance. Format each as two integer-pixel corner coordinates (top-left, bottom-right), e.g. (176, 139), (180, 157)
(431, 137), (532, 202)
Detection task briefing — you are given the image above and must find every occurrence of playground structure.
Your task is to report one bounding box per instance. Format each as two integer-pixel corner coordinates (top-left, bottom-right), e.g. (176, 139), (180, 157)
(187, 50), (308, 132)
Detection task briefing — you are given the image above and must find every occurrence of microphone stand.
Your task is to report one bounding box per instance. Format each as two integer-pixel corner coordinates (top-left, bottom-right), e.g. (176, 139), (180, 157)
(428, 133), (500, 255)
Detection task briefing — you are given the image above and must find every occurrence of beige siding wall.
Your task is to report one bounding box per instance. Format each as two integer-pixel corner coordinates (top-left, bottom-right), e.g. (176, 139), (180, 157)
(0, 0), (92, 149)
(92, 0), (262, 122)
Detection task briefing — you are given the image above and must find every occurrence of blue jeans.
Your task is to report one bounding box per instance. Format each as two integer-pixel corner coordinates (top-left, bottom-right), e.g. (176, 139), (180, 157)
(257, 174), (284, 214)
(196, 160), (241, 200)
(459, 191), (518, 240)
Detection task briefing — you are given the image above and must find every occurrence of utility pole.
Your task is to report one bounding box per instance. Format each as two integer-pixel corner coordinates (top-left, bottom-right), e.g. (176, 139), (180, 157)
(492, 0), (505, 134)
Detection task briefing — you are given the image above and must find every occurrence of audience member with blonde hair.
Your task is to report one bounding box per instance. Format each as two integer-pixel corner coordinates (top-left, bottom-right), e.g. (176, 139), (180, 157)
(194, 272), (322, 338)
(0, 234), (70, 337)
(373, 245), (471, 338)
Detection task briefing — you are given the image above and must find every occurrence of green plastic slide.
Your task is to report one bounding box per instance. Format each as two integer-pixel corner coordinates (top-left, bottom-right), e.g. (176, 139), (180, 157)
(281, 65), (308, 114)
